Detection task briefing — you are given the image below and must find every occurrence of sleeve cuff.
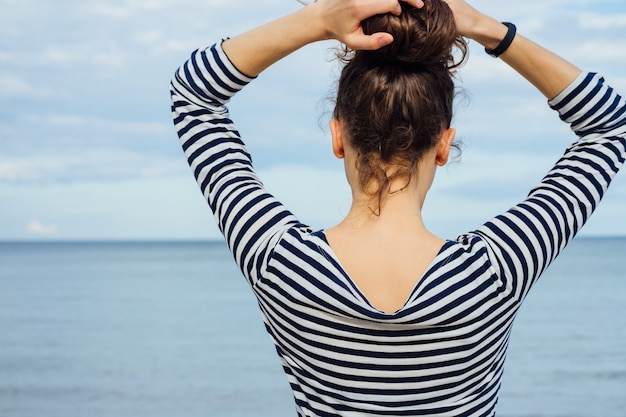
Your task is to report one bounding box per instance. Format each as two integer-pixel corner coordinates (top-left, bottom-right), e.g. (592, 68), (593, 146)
(214, 39), (257, 83)
(548, 72), (601, 118)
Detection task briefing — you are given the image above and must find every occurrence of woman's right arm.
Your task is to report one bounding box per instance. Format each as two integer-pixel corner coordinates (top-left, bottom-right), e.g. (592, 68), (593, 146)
(443, 0), (581, 100)
(444, 0), (626, 302)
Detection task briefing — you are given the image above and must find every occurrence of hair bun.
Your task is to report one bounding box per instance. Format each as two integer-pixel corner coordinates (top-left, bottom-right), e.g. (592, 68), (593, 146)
(361, 0), (464, 68)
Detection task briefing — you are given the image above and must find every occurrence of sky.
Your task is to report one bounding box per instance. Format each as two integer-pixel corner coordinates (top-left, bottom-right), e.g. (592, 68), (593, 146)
(1, 0), (625, 241)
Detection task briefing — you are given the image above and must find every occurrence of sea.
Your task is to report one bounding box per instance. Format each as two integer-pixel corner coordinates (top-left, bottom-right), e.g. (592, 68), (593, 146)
(0, 237), (624, 417)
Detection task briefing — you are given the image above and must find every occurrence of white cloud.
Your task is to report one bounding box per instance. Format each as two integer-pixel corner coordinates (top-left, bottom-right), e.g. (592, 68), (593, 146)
(134, 30), (165, 46)
(0, 51), (15, 63)
(41, 44), (129, 70)
(79, 0), (288, 22)
(575, 40), (626, 63)
(152, 39), (194, 54)
(436, 151), (555, 191)
(0, 73), (56, 98)
(578, 13), (626, 30)
(43, 45), (78, 65)
(93, 51), (127, 69)
(0, 161), (43, 182)
(88, 4), (133, 19)
(27, 220), (59, 236)
(258, 165), (350, 228)
(0, 150), (186, 184)
(0, 176), (220, 240)
(25, 114), (171, 134)
(459, 53), (521, 84)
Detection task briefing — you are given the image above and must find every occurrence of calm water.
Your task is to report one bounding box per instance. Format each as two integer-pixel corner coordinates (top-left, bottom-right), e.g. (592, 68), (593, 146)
(0, 238), (624, 417)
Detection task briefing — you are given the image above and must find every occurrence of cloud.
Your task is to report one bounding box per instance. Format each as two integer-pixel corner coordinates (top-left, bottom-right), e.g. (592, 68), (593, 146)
(0, 149), (187, 184)
(0, 73), (56, 98)
(0, 176), (220, 241)
(578, 13), (626, 30)
(257, 165), (350, 228)
(0, 160), (41, 182)
(0, 51), (15, 63)
(25, 114), (171, 134)
(87, 4), (133, 19)
(38, 43), (129, 72)
(575, 40), (626, 63)
(27, 220), (59, 236)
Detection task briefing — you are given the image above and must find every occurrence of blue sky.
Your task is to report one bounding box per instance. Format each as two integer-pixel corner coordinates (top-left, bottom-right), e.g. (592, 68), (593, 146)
(1, 0), (625, 241)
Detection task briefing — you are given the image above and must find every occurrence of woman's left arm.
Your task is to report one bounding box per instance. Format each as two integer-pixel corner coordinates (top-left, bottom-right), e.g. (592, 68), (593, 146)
(171, 0), (421, 286)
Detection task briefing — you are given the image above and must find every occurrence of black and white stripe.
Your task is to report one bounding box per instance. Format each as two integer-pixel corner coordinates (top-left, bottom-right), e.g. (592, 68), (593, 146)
(170, 43), (626, 416)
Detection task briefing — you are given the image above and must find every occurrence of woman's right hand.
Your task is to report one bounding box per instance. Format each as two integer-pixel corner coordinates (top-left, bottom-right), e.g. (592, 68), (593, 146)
(442, 0), (581, 100)
(440, 0), (485, 39)
(441, 0), (508, 50)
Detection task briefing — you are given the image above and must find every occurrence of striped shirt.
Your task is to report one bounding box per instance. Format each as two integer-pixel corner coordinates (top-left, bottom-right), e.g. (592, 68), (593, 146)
(170, 42), (626, 416)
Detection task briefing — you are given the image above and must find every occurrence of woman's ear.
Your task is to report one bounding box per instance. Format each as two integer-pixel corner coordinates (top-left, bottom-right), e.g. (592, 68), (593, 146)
(436, 128), (456, 166)
(330, 119), (345, 159)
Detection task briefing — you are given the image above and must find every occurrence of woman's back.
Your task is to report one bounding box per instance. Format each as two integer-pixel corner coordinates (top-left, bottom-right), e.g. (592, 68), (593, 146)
(326, 211), (446, 314)
(258, 224), (511, 415)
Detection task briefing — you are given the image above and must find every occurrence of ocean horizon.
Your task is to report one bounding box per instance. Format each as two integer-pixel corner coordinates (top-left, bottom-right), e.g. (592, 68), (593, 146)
(1, 236), (625, 416)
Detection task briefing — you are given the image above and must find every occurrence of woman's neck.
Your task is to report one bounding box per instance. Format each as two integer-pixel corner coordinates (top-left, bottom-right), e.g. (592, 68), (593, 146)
(338, 182), (430, 234)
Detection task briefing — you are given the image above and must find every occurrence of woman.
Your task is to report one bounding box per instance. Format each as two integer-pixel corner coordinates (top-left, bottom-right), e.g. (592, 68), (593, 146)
(170, 0), (626, 415)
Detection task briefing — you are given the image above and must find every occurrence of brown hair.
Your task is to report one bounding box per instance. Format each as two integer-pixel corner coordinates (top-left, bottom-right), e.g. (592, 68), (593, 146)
(333, 0), (467, 209)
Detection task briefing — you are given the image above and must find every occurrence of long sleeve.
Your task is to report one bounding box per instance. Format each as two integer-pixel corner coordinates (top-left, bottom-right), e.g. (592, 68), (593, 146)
(473, 72), (626, 303)
(170, 42), (303, 287)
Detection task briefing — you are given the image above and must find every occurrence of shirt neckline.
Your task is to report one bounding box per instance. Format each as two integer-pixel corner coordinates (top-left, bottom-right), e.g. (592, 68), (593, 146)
(313, 229), (455, 316)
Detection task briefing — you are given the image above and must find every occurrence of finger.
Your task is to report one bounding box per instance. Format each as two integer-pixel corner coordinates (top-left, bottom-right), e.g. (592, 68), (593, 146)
(390, 0), (424, 16)
(346, 32), (394, 51)
(358, 0), (411, 19)
(401, 0), (425, 9)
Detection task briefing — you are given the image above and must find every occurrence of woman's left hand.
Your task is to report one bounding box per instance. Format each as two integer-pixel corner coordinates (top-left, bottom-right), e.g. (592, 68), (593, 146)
(222, 0), (423, 77)
(315, 0), (424, 50)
